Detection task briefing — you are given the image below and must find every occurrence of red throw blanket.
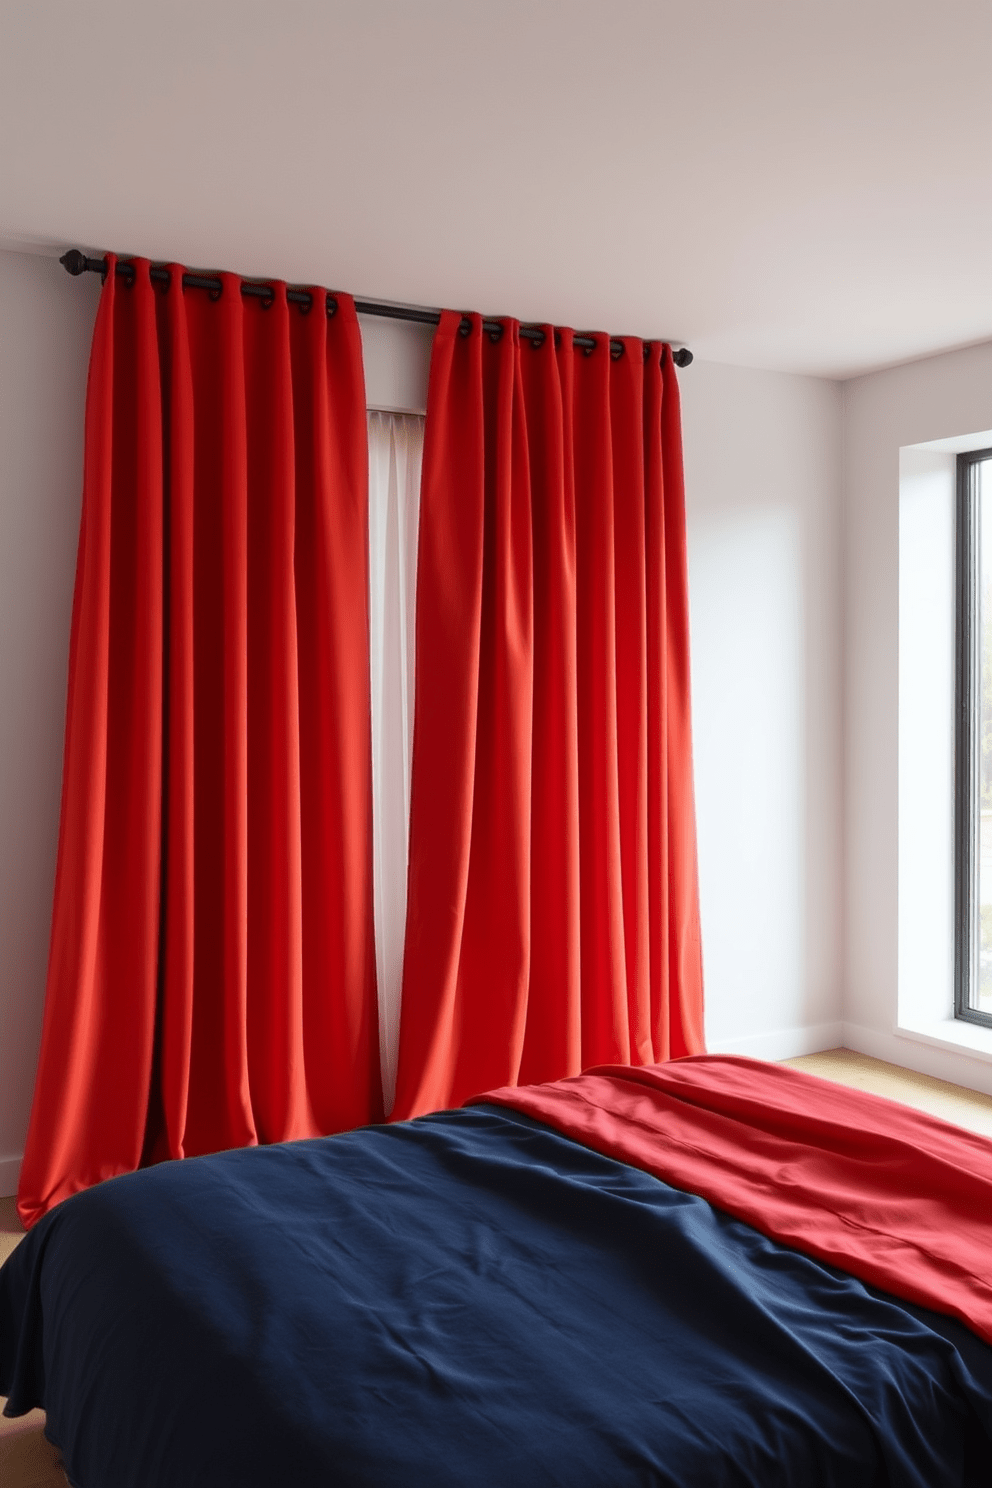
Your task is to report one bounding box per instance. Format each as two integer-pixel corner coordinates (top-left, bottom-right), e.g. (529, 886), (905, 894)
(472, 1055), (992, 1345)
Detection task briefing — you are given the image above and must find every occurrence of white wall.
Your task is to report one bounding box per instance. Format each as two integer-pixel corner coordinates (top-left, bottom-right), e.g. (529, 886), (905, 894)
(844, 340), (992, 1092)
(681, 363), (844, 1057)
(0, 251), (100, 1195)
(0, 249), (845, 1193)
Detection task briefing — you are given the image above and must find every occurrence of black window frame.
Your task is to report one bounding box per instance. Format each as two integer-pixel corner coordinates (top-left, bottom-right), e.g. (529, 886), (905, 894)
(954, 446), (992, 1028)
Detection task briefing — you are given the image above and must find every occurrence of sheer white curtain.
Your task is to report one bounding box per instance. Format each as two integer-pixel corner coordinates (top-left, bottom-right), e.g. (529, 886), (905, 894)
(368, 411), (424, 1113)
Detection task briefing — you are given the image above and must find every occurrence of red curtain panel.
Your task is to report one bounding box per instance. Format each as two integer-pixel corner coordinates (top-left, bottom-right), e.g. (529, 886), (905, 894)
(392, 315), (704, 1121)
(18, 259), (381, 1227)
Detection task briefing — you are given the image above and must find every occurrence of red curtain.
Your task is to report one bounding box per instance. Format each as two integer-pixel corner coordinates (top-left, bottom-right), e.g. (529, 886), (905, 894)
(392, 314), (704, 1121)
(18, 259), (381, 1227)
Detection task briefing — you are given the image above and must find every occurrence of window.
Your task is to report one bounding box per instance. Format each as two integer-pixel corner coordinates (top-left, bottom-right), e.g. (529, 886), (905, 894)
(955, 447), (992, 1026)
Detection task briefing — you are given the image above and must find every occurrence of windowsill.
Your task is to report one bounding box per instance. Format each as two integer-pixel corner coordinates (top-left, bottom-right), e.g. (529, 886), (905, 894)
(897, 1016), (992, 1065)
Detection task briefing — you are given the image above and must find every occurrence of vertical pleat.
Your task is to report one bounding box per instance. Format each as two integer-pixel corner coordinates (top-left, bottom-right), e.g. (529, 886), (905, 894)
(219, 276), (254, 1147)
(643, 348), (671, 1061)
(18, 266), (379, 1225)
(454, 324), (534, 1100)
(659, 347), (705, 1057)
(182, 273), (255, 1155)
(518, 328), (581, 1085)
(244, 284), (307, 1142)
(294, 293), (382, 1133)
(102, 263), (165, 1158)
(610, 340), (652, 1063)
(160, 265), (196, 1155)
(572, 336), (629, 1067)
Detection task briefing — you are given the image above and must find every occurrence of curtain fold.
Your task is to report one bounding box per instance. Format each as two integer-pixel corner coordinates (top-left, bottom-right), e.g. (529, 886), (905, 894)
(18, 259), (381, 1227)
(392, 315), (704, 1121)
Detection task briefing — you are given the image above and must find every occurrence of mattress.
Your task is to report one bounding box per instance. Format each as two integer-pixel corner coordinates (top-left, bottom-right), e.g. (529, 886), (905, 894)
(2, 1058), (992, 1487)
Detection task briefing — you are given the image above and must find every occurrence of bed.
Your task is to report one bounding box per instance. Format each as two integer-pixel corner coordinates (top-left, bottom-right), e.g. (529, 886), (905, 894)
(3, 1055), (992, 1487)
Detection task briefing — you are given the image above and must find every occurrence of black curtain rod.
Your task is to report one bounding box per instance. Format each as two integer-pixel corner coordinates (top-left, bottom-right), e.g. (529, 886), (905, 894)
(60, 250), (693, 368)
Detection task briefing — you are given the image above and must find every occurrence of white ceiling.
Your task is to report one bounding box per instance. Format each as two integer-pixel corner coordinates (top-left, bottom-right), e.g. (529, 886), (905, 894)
(1, 0), (989, 379)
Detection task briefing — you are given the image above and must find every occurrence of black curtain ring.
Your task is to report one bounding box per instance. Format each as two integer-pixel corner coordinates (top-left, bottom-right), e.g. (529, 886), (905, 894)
(325, 294), (338, 319)
(208, 282), (222, 302)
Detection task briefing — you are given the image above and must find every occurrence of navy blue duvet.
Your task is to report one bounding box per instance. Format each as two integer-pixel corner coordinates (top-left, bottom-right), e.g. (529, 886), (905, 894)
(3, 1104), (992, 1487)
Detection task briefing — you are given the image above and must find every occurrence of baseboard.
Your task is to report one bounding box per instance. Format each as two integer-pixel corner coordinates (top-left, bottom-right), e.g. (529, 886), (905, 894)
(706, 1021), (844, 1062)
(841, 1021), (992, 1098)
(0, 1154), (21, 1199)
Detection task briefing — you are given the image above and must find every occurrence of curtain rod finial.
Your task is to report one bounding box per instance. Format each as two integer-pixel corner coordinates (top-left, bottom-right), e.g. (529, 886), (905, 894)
(673, 347), (693, 368)
(60, 249), (89, 276)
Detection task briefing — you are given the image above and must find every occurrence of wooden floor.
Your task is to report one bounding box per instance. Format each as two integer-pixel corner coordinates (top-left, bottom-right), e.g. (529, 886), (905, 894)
(3, 1048), (992, 1488)
(783, 1047), (992, 1136)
